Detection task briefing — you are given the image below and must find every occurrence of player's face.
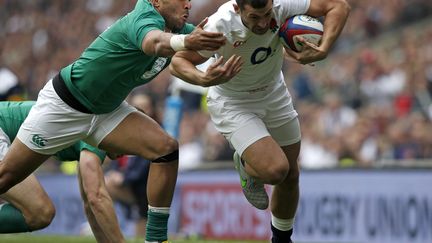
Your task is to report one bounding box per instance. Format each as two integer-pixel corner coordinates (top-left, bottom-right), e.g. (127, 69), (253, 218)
(158, 0), (191, 32)
(239, 1), (273, 35)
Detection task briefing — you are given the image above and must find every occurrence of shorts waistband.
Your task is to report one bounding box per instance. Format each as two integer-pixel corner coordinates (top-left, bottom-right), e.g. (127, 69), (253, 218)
(52, 73), (92, 114)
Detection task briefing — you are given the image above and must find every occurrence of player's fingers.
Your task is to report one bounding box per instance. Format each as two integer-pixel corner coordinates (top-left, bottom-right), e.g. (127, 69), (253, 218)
(224, 55), (243, 76)
(197, 17), (209, 28)
(283, 47), (301, 62)
(294, 35), (306, 44)
(198, 33), (226, 46)
(231, 56), (243, 75)
(302, 40), (320, 52)
(195, 35), (225, 50)
(224, 55), (240, 68)
(209, 56), (224, 69)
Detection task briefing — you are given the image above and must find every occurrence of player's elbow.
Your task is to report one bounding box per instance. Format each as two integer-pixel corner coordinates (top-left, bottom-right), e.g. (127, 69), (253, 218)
(169, 63), (180, 78)
(335, 0), (351, 15)
(86, 189), (111, 214)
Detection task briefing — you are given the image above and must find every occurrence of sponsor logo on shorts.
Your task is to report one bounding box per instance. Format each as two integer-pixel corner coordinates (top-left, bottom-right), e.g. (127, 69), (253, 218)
(31, 134), (48, 148)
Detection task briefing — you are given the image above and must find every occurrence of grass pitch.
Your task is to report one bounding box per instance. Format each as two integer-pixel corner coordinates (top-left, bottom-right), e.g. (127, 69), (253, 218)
(0, 234), (268, 243)
(0, 234), (350, 243)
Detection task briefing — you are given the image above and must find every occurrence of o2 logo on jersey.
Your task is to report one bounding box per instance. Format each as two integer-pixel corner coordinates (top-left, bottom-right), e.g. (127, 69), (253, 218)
(251, 47), (272, 65)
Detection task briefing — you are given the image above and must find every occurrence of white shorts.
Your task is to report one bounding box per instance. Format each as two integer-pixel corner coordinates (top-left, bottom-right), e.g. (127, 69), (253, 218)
(207, 79), (300, 156)
(17, 80), (136, 155)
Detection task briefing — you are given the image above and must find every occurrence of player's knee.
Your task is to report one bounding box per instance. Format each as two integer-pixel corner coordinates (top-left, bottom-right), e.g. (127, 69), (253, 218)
(150, 136), (179, 161)
(282, 167), (300, 188)
(265, 160), (290, 185)
(27, 201), (56, 231)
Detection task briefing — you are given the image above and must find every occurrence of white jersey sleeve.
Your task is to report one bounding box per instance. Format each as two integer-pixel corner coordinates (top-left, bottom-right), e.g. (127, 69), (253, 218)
(197, 2), (237, 59)
(277, 0), (311, 21)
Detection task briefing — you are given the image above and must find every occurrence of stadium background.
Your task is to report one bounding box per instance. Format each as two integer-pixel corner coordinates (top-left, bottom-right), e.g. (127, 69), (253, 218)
(1, 0), (432, 242)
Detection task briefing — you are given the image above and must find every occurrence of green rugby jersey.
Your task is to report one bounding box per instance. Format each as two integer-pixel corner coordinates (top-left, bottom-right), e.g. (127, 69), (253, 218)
(0, 101), (106, 162)
(60, 0), (194, 114)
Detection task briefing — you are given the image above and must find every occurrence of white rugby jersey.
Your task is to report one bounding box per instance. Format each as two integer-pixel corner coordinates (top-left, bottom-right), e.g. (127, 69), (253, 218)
(199, 0), (310, 94)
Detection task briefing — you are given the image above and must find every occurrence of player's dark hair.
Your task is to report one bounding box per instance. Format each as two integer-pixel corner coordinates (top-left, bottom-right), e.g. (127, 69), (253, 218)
(235, 0), (270, 10)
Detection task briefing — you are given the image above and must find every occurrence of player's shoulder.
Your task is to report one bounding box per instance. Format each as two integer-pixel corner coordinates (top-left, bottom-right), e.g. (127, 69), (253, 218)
(0, 101), (35, 112)
(272, 0), (290, 19)
(272, 0), (311, 23)
(127, 0), (164, 26)
(206, 0), (239, 32)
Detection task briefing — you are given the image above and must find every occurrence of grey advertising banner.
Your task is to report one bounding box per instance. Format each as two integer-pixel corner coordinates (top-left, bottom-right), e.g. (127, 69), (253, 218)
(37, 170), (432, 243)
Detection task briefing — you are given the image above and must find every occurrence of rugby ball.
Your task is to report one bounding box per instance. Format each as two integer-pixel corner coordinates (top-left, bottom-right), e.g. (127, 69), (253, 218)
(279, 15), (323, 52)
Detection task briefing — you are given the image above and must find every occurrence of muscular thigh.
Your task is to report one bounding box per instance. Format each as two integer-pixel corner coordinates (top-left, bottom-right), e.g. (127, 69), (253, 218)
(98, 111), (170, 159)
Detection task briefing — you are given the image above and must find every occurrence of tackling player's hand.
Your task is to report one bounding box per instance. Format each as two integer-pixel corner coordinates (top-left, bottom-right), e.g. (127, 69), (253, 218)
(185, 18), (227, 51)
(200, 55), (243, 86)
(284, 36), (328, 65)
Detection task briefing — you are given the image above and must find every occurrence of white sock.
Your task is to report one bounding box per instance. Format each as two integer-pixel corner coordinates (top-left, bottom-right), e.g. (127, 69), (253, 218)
(148, 205), (170, 214)
(272, 214), (294, 231)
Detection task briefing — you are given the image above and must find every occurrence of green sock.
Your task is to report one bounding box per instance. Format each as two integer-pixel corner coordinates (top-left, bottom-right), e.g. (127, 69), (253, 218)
(0, 203), (30, 233)
(145, 206), (169, 242)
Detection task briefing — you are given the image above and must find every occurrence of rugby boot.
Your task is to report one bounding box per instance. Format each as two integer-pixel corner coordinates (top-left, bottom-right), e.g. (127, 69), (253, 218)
(233, 152), (269, 210)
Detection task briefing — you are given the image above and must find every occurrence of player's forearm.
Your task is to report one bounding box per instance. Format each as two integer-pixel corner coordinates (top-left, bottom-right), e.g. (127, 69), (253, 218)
(170, 57), (208, 87)
(87, 193), (126, 243)
(83, 203), (112, 243)
(78, 154), (126, 243)
(142, 31), (179, 57)
(319, 0), (350, 52)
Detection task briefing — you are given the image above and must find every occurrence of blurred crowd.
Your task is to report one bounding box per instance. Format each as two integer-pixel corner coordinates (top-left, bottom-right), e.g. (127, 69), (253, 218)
(1, 0), (432, 170)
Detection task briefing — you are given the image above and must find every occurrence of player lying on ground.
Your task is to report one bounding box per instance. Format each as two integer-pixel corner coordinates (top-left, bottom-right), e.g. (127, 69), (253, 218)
(0, 101), (125, 242)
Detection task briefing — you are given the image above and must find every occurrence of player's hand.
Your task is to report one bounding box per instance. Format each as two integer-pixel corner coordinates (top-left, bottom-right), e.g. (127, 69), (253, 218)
(185, 17), (226, 51)
(201, 55), (243, 86)
(284, 36), (328, 65)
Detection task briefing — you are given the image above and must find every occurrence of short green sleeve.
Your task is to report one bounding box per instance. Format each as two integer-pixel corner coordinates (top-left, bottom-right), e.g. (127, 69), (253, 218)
(126, 0), (165, 50)
(79, 142), (106, 162)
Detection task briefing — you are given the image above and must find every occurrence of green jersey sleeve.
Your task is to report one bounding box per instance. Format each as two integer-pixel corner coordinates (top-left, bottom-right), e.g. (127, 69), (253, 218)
(55, 141), (106, 163)
(128, 0), (165, 50)
(79, 142), (107, 162)
(0, 101), (35, 141)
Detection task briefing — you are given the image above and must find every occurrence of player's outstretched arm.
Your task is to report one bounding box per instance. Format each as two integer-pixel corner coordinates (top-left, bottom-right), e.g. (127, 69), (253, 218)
(142, 18), (226, 57)
(286, 0), (350, 64)
(78, 150), (126, 243)
(170, 50), (243, 87)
